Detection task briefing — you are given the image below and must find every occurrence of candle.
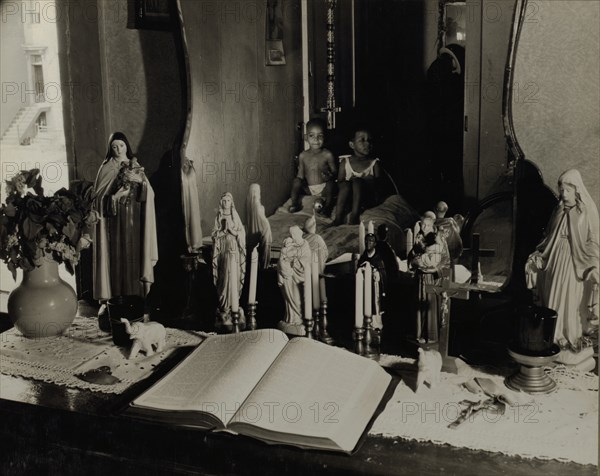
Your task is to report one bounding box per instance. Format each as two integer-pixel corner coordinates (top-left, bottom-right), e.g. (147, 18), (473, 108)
(311, 256), (320, 311)
(304, 264), (312, 322)
(364, 262), (372, 318)
(248, 246), (258, 304)
(355, 268), (364, 328)
(359, 221), (366, 255)
(230, 255), (239, 313)
(367, 220), (374, 235)
(406, 228), (413, 258)
(319, 276), (327, 303)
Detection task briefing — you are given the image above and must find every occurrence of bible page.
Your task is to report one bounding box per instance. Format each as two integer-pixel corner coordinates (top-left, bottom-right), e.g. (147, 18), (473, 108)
(131, 329), (289, 426)
(230, 338), (391, 451)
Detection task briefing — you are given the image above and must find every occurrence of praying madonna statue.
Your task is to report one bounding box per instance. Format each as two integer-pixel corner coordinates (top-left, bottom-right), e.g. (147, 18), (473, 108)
(212, 192), (246, 331)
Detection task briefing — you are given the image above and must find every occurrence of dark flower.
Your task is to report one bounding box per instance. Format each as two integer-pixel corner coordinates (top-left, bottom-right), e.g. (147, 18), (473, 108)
(0, 170), (96, 279)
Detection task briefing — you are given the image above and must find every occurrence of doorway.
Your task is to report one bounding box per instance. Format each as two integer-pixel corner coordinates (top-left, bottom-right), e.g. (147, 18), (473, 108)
(304, 0), (467, 214)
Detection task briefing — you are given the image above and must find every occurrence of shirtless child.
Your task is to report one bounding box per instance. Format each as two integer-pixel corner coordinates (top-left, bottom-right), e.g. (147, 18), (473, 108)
(289, 119), (337, 216)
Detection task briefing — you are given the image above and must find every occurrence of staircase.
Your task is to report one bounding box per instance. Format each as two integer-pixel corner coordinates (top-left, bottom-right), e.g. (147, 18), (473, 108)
(1, 104), (51, 145)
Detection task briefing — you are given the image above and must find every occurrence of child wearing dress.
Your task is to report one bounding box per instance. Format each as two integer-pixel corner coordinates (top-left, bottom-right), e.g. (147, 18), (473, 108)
(333, 128), (381, 225)
(289, 118), (337, 216)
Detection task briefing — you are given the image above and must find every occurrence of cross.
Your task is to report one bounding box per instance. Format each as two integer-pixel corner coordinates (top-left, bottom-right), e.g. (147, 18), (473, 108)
(423, 267), (470, 373)
(320, 105), (342, 130)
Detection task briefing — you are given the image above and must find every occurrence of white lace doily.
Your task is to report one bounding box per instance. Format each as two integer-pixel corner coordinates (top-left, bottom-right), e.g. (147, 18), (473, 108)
(372, 354), (598, 466)
(0, 317), (208, 394)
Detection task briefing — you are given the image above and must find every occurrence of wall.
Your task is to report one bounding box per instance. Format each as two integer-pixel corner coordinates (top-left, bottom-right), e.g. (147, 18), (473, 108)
(179, 0), (303, 234)
(56, 0), (107, 182)
(57, 0), (184, 183)
(98, 0), (184, 177)
(512, 0), (600, 209)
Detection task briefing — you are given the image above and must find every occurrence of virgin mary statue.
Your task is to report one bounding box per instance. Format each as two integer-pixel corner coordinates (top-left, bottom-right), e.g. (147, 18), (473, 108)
(212, 192), (247, 330)
(526, 169), (599, 351)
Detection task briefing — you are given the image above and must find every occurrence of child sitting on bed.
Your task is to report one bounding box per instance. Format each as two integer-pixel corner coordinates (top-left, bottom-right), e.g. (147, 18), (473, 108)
(333, 127), (381, 225)
(289, 118), (337, 216)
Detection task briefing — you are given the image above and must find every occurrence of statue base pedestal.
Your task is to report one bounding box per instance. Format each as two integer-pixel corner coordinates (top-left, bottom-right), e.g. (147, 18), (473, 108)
(277, 320), (306, 337)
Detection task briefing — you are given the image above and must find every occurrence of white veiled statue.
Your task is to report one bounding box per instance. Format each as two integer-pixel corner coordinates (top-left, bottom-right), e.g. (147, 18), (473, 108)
(525, 169), (599, 352)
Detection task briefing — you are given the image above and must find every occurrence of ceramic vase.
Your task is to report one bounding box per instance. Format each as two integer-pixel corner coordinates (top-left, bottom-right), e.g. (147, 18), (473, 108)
(7, 259), (77, 338)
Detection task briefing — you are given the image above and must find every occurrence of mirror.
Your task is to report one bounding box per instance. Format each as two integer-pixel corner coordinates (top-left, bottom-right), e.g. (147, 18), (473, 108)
(504, 0), (599, 293)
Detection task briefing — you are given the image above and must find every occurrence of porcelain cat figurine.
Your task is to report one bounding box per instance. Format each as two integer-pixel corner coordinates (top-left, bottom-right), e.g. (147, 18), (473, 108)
(416, 347), (442, 392)
(120, 318), (166, 360)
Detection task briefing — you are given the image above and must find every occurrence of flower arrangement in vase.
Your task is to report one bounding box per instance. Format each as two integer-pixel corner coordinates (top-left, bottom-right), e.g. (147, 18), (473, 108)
(0, 169), (99, 337)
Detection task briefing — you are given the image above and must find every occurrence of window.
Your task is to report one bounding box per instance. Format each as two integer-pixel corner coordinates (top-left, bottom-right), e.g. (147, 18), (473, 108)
(1, 1), (71, 311)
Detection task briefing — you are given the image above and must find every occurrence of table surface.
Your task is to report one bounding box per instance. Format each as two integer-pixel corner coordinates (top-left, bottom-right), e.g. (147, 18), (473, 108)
(1, 318), (597, 476)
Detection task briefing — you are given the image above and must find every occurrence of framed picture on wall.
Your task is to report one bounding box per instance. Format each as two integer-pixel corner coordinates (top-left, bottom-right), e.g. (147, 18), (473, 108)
(130, 0), (174, 31)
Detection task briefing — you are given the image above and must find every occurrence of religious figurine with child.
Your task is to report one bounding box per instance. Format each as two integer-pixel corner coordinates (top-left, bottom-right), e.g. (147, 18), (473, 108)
(92, 132), (158, 321)
(334, 127), (382, 225)
(525, 169), (599, 352)
(212, 192), (246, 331)
(277, 226), (312, 336)
(289, 118), (337, 217)
(409, 213), (452, 344)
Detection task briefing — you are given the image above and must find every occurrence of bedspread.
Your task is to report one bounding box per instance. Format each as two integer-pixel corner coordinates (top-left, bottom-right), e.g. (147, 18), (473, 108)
(268, 194), (420, 261)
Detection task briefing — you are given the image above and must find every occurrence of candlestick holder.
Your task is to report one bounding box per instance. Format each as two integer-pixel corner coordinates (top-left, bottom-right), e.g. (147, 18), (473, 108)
(303, 313), (315, 339)
(247, 302), (258, 330)
(179, 252), (203, 326)
(313, 309), (321, 337)
(318, 300), (334, 344)
(231, 310), (242, 334)
(353, 327), (365, 355)
(362, 315), (380, 360)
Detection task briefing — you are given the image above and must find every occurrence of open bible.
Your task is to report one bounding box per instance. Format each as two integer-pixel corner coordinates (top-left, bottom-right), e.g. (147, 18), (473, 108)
(126, 329), (392, 453)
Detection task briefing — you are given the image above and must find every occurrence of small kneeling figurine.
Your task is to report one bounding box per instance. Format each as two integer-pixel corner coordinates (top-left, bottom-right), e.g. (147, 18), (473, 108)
(416, 347), (442, 392)
(120, 318), (166, 360)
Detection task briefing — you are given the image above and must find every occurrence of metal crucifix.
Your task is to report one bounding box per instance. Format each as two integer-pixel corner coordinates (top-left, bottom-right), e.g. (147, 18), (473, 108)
(423, 267), (470, 373)
(320, 0), (341, 129)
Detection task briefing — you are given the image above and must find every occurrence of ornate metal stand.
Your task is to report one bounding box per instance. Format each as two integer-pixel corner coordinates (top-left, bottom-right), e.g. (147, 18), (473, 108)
(247, 302), (258, 331)
(505, 345), (559, 394)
